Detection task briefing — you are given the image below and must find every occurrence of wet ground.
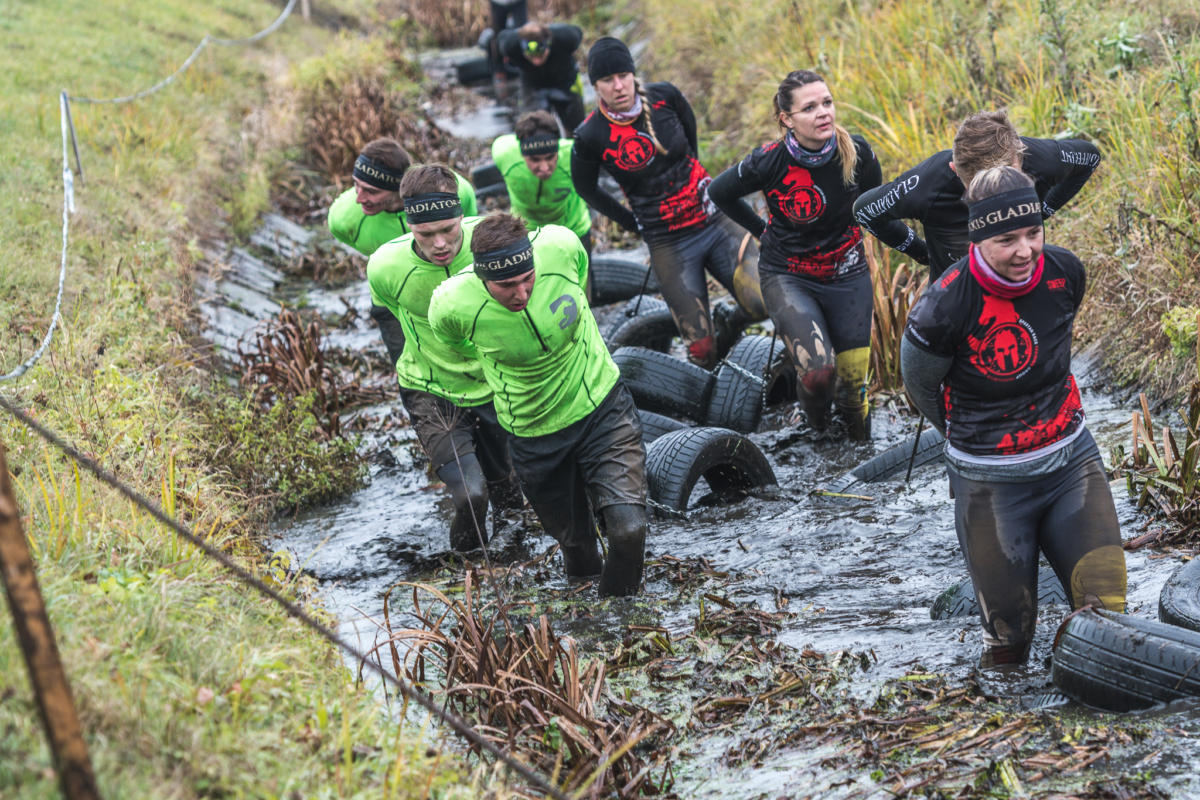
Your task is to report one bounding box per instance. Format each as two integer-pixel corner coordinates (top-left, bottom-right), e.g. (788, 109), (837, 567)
(195, 56), (1200, 798)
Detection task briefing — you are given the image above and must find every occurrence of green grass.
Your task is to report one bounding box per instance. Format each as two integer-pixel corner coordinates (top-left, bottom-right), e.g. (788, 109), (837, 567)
(0, 1), (486, 797)
(639, 0), (1200, 402)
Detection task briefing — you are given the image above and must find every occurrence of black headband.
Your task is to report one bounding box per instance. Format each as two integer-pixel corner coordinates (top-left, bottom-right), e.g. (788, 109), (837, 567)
(474, 237), (535, 281)
(403, 192), (462, 223)
(967, 187), (1042, 243)
(519, 135), (559, 156)
(353, 155), (404, 191)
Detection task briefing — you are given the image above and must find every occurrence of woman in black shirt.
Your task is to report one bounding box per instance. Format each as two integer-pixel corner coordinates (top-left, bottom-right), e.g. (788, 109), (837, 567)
(709, 70), (881, 439)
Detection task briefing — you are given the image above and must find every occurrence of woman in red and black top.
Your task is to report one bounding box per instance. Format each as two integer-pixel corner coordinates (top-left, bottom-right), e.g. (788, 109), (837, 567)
(571, 36), (746, 368)
(708, 70), (881, 439)
(902, 165), (1126, 667)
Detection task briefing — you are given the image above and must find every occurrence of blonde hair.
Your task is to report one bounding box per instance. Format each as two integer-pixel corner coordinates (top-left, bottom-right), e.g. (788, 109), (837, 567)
(964, 164), (1034, 205)
(773, 70), (857, 185)
(635, 80), (668, 156)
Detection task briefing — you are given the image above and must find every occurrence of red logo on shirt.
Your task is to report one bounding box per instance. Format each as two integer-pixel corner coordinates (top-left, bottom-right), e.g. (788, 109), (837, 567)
(601, 125), (656, 172)
(967, 295), (1039, 381)
(767, 165), (826, 224)
(1047, 278), (1066, 290)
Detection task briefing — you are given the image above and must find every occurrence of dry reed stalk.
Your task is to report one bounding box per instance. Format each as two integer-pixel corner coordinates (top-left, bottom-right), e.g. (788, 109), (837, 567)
(866, 240), (927, 396)
(383, 573), (674, 797)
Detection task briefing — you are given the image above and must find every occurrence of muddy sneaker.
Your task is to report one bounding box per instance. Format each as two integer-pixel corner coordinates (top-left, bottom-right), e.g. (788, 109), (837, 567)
(560, 542), (603, 578)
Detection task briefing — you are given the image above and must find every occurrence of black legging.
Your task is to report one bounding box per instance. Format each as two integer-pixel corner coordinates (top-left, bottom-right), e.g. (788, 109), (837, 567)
(947, 430), (1127, 664)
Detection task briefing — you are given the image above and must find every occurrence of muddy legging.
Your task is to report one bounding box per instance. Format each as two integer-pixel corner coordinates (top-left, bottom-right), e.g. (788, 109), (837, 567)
(946, 430), (1127, 665)
(647, 221), (740, 368)
(757, 251), (872, 436)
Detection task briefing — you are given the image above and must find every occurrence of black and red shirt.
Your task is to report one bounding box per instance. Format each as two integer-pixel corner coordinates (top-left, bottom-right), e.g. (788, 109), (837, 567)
(853, 137), (1101, 278)
(904, 244), (1086, 457)
(708, 134), (882, 280)
(570, 82), (713, 243)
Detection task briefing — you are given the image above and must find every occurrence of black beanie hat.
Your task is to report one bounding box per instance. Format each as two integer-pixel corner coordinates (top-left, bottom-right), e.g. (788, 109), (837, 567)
(587, 37), (636, 83)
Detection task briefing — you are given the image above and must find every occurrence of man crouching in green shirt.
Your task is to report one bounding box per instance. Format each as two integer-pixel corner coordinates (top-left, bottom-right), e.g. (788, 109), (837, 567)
(329, 138), (478, 367)
(428, 214), (647, 596)
(366, 165), (517, 552)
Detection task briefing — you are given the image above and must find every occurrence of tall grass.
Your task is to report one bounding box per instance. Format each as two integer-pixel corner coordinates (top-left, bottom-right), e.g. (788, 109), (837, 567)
(640, 0), (1200, 402)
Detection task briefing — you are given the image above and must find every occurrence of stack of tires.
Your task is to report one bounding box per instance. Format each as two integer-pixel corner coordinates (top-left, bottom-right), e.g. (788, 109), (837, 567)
(611, 342), (782, 515)
(1050, 558), (1200, 711)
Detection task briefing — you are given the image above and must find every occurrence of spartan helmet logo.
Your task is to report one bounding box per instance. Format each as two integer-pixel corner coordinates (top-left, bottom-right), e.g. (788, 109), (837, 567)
(978, 321), (1037, 379)
(767, 165), (826, 223)
(602, 126), (656, 171)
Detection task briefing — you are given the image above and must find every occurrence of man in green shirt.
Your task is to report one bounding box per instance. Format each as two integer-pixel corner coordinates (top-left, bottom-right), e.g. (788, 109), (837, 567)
(366, 165), (516, 552)
(328, 138), (478, 366)
(492, 111), (591, 250)
(428, 214), (647, 596)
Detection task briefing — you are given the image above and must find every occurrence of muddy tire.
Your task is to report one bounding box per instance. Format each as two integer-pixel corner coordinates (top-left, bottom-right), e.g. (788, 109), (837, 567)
(705, 362), (764, 433)
(1159, 558), (1200, 631)
(605, 297), (677, 353)
(825, 426), (945, 494)
(638, 409), (689, 445)
(930, 563), (1068, 620)
(613, 347), (714, 422)
(455, 56), (493, 87)
(1051, 608), (1200, 711)
(471, 161), (503, 188)
(724, 334), (794, 406)
(646, 427), (777, 514)
(590, 252), (659, 305)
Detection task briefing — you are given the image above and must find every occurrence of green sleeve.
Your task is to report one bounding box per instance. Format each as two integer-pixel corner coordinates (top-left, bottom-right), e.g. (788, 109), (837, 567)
(455, 171), (477, 217)
(327, 188), (360, 249)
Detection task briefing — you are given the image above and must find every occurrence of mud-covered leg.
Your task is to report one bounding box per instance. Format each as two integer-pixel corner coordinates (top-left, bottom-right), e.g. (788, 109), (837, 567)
(436, 454), (490, 552)
(835, 346), (872, 441)
(760, 271), (835, 430)
(598, 503), (647, 597)
(648, 231), (717, 368)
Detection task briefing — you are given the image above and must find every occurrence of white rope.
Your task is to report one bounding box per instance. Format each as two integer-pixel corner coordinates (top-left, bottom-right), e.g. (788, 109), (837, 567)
(69, 0), (298, 105)
(2, 0), (299, 382)
(0, 94), (73, 383)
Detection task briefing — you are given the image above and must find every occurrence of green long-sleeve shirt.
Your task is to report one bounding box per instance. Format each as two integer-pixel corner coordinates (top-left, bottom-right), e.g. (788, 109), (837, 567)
(491, 135), (590, 238)
(428, 225), (616, 437)
(366, 216), (491, 406)
(328, 171), (478, 256)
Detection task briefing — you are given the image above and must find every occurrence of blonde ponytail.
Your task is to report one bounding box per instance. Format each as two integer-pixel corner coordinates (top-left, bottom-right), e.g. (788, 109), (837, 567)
(635, 80), (669, 156)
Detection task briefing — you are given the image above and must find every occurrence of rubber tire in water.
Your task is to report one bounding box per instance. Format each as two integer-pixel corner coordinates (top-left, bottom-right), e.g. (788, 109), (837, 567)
(645, 426), (777, 514)
(704, 362), (763, 433)
(605, 297), (677, 353)
(1159, 557), (1200, 632)
(590, 252), (660, 305)
(1051, 608), (1200, 712)
(455, 56), (493, 86)
(724, 334), (794, 406)
(612, 347), (714, 422)
(471, 161), (503, 188)
(638, 409), (689, 445)
(825, 426), (946, 494)
(930, 563), (1068, 620)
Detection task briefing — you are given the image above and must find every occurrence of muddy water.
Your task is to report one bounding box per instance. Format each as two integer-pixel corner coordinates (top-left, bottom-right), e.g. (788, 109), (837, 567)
(195, 64), (1200, 797)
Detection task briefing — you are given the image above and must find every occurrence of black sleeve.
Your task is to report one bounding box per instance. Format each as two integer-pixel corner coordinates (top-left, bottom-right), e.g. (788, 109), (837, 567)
(852, 169), (931, 266)
(900, 336), (951, 435)
(496, 29), (520, 61)
(369, 304), (407, 368)
(854, 137), (883, 194)
(570, 139), (639, 232)
(1023, 138), (1102, 218)
(552, 23), (583, 53)
(707, 158), (767, 238)
(662, 83), (699, 156)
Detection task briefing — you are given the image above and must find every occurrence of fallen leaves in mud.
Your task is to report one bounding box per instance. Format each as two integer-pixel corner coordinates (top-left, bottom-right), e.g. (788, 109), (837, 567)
(379, 553), (1174, 800)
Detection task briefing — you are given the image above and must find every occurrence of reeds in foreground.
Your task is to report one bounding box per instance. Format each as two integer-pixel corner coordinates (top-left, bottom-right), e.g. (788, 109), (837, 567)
(384, 572), (674, 798)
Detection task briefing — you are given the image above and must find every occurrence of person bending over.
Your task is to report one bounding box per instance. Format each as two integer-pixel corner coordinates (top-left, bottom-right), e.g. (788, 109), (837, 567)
(429, 214), (648, 597)
(366, 165), (519, 552)
(328, 139), (478, 366)
(854, 110), (1100, 280)
(901, 165), (1126, 667)
(709, 69), (882, 440)
(571, 36), (750, 368)
(496, 21), (586, 133)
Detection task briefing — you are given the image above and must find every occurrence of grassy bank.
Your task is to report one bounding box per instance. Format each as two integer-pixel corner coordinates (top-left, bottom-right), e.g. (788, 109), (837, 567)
(635, 0), (1200, 403)
(0, 1), (483, 796)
